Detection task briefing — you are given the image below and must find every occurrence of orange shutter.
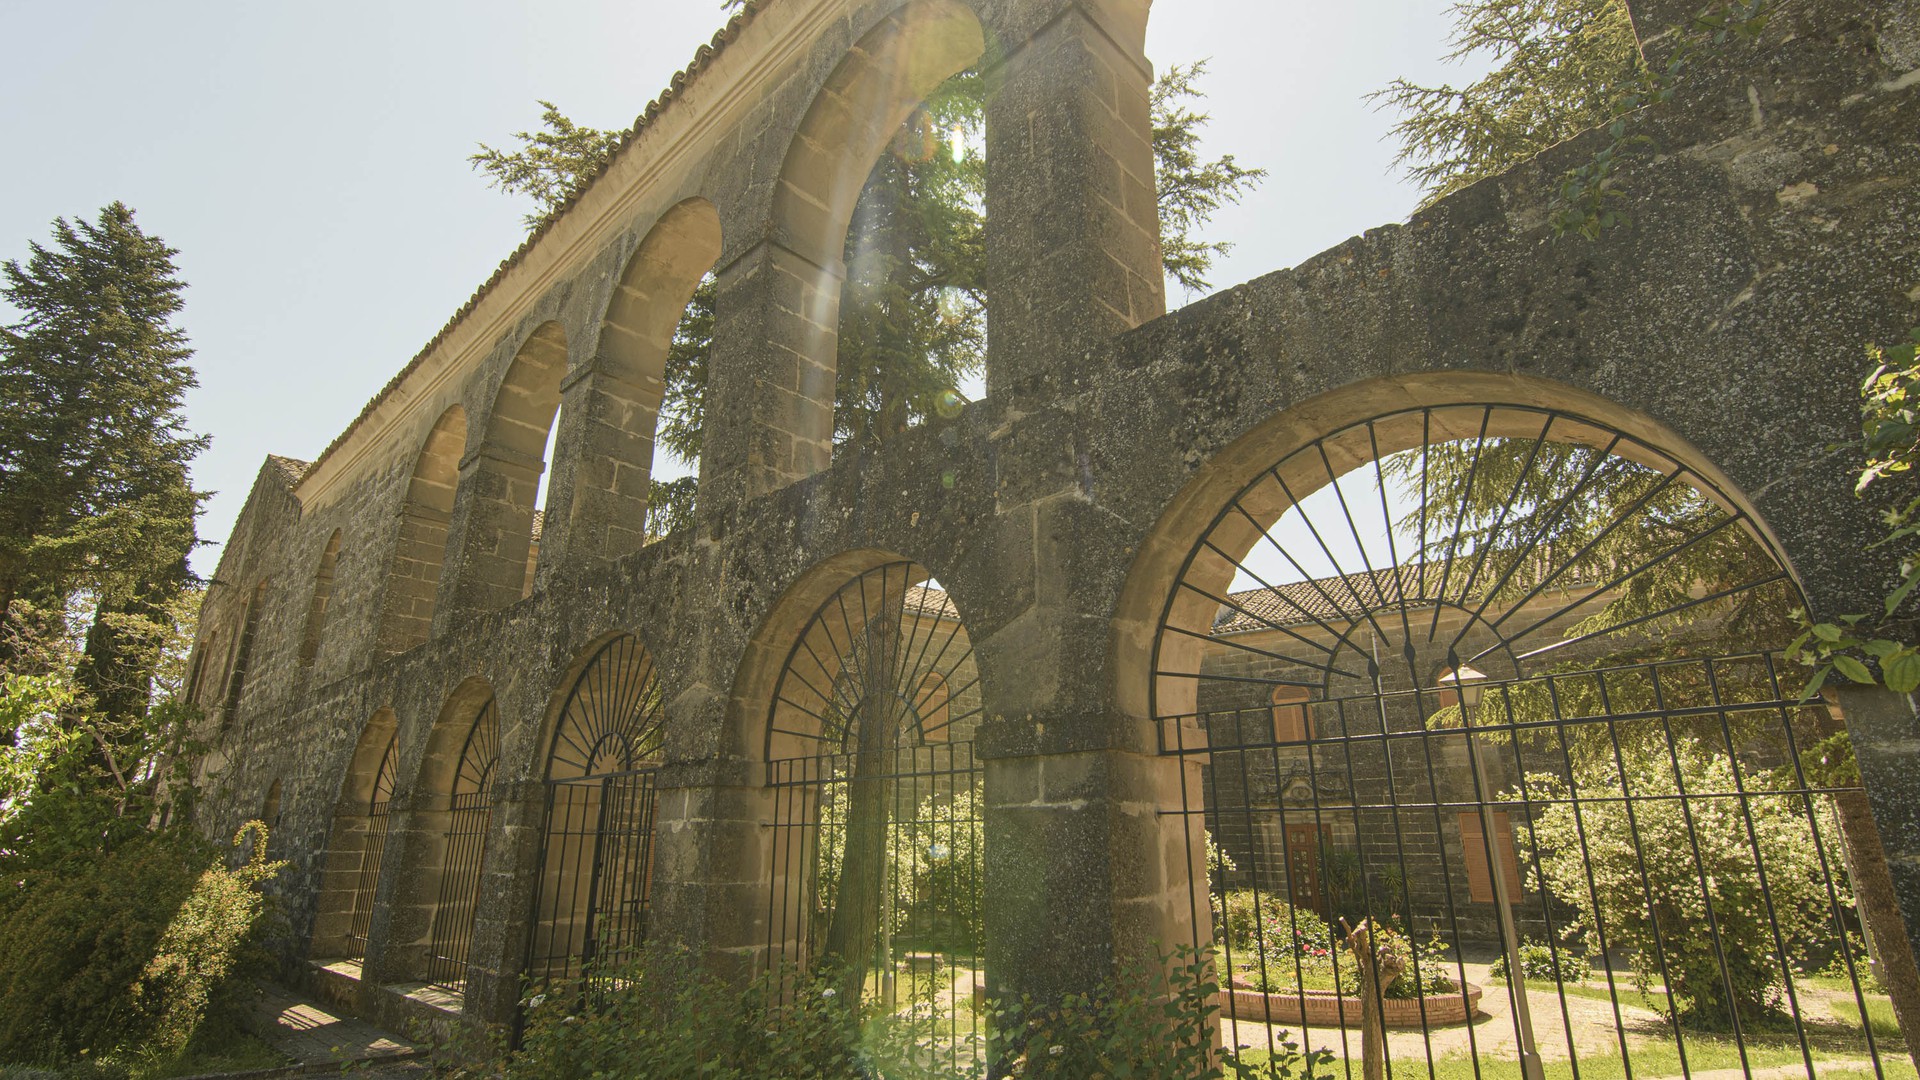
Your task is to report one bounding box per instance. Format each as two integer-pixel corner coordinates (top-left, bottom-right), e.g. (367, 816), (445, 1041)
(1459, 811), (1524, 904)
(1271, 686), (1312, 743)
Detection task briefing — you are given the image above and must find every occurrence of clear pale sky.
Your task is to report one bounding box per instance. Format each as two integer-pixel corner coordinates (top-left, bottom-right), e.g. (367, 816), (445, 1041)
(0, 1), (1488, 576)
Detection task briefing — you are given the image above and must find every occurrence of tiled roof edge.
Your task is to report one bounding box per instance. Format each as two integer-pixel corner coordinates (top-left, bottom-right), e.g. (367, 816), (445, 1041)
(298, 1), (772, 485)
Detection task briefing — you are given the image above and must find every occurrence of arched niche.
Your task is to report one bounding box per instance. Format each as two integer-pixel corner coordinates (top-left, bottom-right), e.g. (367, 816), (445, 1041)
(311, 708), (400, 963)
(703, 0), (987, 501)
(548, 199), (722, 570)
(218, 579), (271, 734)
(379, 405), (467, 654)
(440, 323), (569, 620)
(386, 678), (499, 994)
(298, 530), (342, 670)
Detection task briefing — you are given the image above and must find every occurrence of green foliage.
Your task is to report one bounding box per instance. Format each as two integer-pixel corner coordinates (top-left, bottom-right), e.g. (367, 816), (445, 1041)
(1518, 743), (1836, 1029)
(1373, 0), (1644, 205)
(469, 102), (626, 229)
(1376, 0), (1770, 236)
(1489, 938), (1589, 984)
(0, 203), (206, 625)
(505, 948), (1334, 1080)
(991, 947), (1333, 1080)
(0, 821), (280, 1068)
(127, 823), (286, 1060)
(1153, 62), (1268, 295)
(1789, 328), (1920, 697)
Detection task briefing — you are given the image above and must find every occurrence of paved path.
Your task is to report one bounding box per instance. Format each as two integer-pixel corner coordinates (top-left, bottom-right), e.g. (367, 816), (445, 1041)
(234, 982), (424, 1077)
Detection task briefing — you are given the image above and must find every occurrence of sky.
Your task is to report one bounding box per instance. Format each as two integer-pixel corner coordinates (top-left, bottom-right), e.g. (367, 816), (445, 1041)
(0, 0), (1490, 577)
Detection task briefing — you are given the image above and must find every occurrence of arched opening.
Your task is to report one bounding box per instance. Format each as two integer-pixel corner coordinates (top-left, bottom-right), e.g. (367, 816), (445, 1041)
(568, 198), (722, 559)
(218, 579), (270, 734)
(760, 558), (983, 1071)
(454, 322), (567, 615)
(1128, 392), (1904, 1074)
(388, 681), (499, 993)
(299, 530), (343, 669)
(525, 634), (666, 992)
(379, 405), (466, 654)
(261, 778), (283, 831)
(312, 709), (400, 964)
(714, 0), (987, 494)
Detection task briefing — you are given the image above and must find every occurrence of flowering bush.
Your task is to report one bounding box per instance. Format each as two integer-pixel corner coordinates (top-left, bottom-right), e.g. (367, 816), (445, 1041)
(1520, 742), (1835, 1029)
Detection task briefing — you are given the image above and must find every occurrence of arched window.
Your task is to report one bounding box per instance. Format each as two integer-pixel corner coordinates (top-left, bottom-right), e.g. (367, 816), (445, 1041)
(299, 530), (343, 668)
(763, 560), (982, 1072)
(379, 405), (466, 653)
(220, 580), (271, 733)
(525, 635), (665, 990)
(420, 694), (499, 990)
(261, 778), (283, 830)
(312, 712), (399, 963)
(1269, 684), (1310, 743)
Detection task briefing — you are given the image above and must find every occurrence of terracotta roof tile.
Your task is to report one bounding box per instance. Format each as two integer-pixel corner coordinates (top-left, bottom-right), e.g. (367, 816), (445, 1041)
(266, 455), (312, 488)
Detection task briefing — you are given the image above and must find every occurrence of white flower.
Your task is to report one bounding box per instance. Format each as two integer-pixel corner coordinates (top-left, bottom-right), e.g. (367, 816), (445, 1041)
(821, 987), (837, 999)
(527, 994), (547, 1009)
(1049, 1045), (1065, 1056)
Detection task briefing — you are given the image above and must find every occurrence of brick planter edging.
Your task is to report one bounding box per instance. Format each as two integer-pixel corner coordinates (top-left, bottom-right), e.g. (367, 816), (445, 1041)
(1220, 982), (1484, 1029)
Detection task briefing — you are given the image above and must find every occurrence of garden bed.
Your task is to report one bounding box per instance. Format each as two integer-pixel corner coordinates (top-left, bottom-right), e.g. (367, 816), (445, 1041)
(1221, 979), (1484, 1029)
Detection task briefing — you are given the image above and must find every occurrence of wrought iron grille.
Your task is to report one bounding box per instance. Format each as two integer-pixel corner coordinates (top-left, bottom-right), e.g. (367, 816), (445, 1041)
(765, 561), (987, 1074)
(1150, 405), (1904, 1079)
(526, 635), (665, 992)
(345, 730), (398, 959)
(424, 696), (499, 990)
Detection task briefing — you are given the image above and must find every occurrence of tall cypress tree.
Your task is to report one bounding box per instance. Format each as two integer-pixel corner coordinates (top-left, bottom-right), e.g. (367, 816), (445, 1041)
(0, 203), (207, 717)
(0, 203), (205, 619)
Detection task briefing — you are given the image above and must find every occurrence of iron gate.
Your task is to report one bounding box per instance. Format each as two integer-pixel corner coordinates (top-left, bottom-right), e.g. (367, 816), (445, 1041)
(1151, 405), (1907, 1079)
(525, 634), (665, 993)
(764, 561), (986, 1074)
(424, 695), (498, 989)
(344, 730), (398, 959)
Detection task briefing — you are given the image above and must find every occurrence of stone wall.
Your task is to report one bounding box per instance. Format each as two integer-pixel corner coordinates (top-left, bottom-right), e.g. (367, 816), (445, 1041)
(189, 0), (1920, 1030)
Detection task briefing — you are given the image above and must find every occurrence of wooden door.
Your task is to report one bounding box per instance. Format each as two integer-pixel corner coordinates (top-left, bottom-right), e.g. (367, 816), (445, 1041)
(1284, 824), (1324, 913)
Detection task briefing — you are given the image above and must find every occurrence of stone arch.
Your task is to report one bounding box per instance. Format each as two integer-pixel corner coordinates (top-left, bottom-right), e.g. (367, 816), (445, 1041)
(703, 1), (988, 503)
(439, 322), (569, 621)
(311, 708), (400, 962)
(735, 552), (985, 1025)
(548, 199), (723, 571)
(523, 632), (667, 988)
(298, 529), (342, 670)
(379, 404), (466, 654)
(1106, 373), (1911, 1069)
(1111, 371), (1800, 733)
(218, 579), (271, 733)
(385, 677), (498, 993)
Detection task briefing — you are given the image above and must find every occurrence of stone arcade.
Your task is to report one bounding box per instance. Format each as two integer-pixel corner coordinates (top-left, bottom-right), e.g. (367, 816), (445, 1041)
(187, 0), (1920, 1055)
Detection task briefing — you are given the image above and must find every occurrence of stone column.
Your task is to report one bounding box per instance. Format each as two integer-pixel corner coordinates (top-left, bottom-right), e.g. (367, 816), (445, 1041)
(434, 445), (543, 633)
(983, 0), (1163, 400)
(695, 242), (842, 520)
(462, 777), (548, 1024)
(641, 760), (776, 986)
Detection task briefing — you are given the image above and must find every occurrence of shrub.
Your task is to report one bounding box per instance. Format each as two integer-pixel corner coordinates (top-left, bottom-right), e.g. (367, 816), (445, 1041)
(1521, 742), (1834, 1029)
(0, 822), (283, 1067)
(1490, 939), (1588, 985)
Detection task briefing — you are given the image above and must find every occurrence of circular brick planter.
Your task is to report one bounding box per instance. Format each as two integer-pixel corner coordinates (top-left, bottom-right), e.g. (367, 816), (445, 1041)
(1221, 980), (1484, 1029)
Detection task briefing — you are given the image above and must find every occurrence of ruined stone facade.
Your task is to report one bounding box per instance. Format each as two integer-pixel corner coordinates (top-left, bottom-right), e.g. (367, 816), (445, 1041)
(188, 0), (1920, 1036)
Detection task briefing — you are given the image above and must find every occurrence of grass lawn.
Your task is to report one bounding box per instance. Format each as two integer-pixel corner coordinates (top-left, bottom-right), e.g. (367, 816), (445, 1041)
(1239, 1032), (1916, 1080)
(0, 1030), (288, 1080)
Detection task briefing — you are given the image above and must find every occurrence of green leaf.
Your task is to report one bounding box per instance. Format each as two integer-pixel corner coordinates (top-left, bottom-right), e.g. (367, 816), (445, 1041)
(1884, 651), (1920, 694)
(1833, 654), (1877, 685)
(1812, 622), (1845, 643)
(1865, 639), (1901, 659)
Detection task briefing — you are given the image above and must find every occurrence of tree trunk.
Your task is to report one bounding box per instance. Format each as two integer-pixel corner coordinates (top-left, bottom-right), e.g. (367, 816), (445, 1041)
(1345, 919), (1406, 1080)
(1832, 788), (1920, 1070)
(819, 597), (904, 1011)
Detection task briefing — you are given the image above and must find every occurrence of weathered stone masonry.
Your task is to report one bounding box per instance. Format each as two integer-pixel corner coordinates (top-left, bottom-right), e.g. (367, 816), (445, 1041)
(188, 0), (1920, 1032)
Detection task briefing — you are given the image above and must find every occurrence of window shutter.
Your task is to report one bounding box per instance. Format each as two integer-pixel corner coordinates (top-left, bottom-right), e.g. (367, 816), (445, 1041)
(1459, 810), (1523, 904)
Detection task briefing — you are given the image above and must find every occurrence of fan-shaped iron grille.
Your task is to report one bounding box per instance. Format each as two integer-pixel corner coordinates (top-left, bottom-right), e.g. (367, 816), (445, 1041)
(526, 635), (666, 992)
(764, 561), (986, 1073)
(1151, 404), (1892, 1077)
(425, 697), (499, 989)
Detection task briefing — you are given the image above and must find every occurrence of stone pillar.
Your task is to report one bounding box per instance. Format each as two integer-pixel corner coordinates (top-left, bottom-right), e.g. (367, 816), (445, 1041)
(975, 486), (1197, 1006)
(1833, 687), (1920, 951)
(360, 790), (445, 986)
(984, 1), (1163, 399)
(462, 777), (548, 1024)
(434, 446), (543, 633)
(695, 242), (842, 520)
